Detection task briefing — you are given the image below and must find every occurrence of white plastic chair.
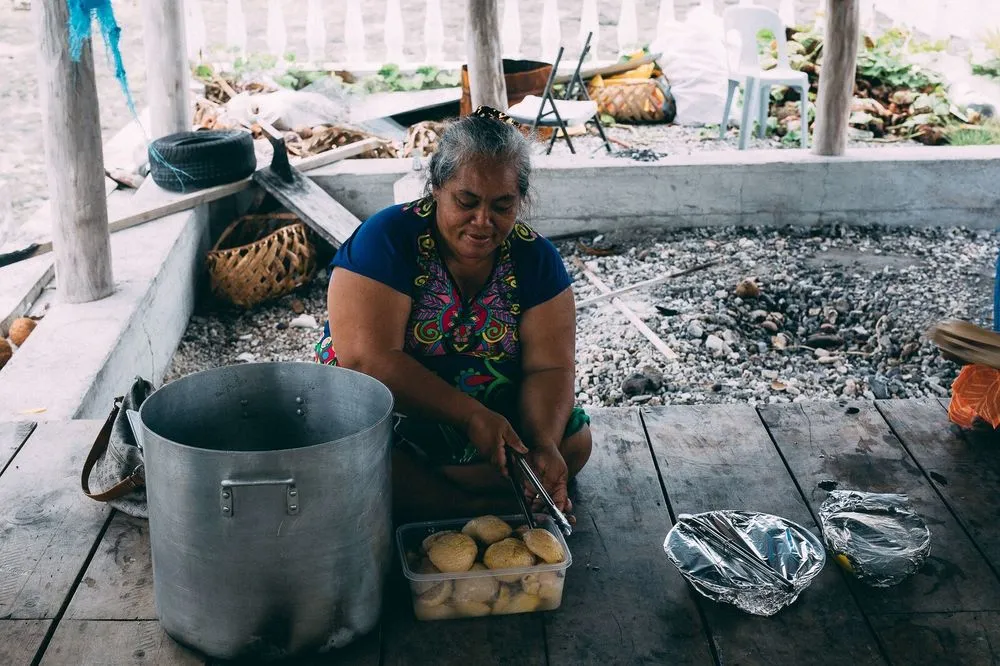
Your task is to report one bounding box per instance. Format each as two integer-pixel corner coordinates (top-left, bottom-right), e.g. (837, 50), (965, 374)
(721, 6), (809, 149)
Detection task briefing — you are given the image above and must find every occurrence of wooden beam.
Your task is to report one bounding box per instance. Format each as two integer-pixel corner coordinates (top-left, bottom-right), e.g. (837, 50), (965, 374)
(0, 138), (379, 266)
(35, 0), (114, 303)
(813, 0), (860, 156)
(465, 0), (508, 110)
(141, 0), (191, 138)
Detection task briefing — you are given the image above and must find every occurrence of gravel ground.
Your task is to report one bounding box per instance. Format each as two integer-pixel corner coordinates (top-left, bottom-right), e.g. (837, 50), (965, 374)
(165, 224), (998, 407)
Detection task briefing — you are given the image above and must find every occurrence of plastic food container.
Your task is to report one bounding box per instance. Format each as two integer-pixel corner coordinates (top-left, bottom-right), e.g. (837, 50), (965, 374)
(396, 514), (573, 621)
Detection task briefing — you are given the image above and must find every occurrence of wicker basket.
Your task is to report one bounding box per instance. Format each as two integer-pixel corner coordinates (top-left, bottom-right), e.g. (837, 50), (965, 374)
(206, 213), (316, 308)
(588, 76), (677, 124)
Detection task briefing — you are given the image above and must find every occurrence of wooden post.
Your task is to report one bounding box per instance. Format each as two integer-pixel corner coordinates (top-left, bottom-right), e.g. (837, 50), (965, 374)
(143, 0), (191, 138)
(34, 0), (114, 303)
(813, 0), (860, 156)
(466, 0), (508, 110)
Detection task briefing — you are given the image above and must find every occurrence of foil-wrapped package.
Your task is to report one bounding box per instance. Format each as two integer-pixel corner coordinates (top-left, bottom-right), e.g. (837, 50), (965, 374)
(663, 510), (827, 616)
(819, 490), (931, 588)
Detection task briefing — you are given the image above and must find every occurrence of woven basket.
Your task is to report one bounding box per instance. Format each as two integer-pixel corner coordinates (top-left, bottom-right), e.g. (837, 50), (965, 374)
(588, 76), (677, 124)
(206, 213), (316, 308)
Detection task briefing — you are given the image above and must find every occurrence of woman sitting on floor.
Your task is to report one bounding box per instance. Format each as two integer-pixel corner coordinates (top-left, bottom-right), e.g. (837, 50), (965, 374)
(315, 106), (591, 521)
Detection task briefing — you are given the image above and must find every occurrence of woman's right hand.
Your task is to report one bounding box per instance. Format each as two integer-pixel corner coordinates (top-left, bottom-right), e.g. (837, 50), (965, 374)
(463, 407), (528, 476)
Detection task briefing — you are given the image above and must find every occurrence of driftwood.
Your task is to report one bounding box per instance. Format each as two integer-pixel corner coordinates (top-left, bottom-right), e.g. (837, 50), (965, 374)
(576, 260), (721, 309)
(573, 258), (678, 362)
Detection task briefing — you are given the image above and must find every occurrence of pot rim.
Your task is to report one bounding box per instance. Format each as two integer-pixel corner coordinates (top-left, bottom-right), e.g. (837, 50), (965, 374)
(137, 361), (395, 454)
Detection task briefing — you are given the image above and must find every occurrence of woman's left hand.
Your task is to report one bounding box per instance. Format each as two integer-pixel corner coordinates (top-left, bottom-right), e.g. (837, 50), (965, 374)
(526, 445), (572, 516)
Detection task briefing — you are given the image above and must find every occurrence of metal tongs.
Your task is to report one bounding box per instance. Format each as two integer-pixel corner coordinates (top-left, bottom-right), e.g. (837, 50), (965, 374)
(506, 447), (573, 537)
(678, 513), (794, 593)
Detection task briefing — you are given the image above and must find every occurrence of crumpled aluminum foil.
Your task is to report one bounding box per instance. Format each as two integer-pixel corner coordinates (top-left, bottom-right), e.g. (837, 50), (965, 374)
(663, 510), (827, 616)
(819, 490), (931, 588)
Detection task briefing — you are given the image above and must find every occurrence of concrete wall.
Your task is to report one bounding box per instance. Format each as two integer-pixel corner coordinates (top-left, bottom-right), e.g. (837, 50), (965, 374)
(333, 146), (1000, 236)
(0, 202), (210, 421)
(310, 158), (414, 221)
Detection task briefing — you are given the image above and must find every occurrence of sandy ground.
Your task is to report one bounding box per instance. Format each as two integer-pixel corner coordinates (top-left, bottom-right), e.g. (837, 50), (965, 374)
(0, 0), (827, 228)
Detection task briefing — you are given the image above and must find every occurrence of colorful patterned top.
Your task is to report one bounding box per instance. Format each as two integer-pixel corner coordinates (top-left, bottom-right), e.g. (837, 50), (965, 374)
(315, 197), (573, 448)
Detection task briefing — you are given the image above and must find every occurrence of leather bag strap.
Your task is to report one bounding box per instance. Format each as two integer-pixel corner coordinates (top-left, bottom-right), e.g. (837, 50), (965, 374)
(81, 396), (145, 502)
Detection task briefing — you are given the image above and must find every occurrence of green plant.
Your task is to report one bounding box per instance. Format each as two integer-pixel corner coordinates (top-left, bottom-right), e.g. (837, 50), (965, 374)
(781, 128), (802, 146)
(909, 38), (948, 54)
(857, 46), (941, 90)
(973, 59), (1000, 80)
(275, 69), (330, 90)
(946, 122), (1000, 145)
(347, 64), (461, 94)
(232, 52), (279, 74)
(699, 124), (721, 140)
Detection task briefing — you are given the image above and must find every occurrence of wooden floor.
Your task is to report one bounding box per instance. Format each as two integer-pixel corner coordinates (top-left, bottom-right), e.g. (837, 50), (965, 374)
(2, 399), (999, 665)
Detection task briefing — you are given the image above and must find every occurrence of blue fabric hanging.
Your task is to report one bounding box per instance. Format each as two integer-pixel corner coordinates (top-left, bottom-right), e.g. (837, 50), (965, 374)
(67, 0), (137, 117)
(65, 0), (193, 189)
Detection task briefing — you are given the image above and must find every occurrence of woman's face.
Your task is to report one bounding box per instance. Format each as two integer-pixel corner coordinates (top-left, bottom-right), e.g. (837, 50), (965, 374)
(433, 155), (521, 262)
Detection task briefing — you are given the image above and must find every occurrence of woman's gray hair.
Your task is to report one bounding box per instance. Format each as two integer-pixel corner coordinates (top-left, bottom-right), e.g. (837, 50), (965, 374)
(425, 115), (533, 201)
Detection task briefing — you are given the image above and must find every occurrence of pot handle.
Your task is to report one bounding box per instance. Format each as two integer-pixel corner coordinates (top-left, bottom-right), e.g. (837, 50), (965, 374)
(125, 409), (144, 451)
(219, 477), (298, 517)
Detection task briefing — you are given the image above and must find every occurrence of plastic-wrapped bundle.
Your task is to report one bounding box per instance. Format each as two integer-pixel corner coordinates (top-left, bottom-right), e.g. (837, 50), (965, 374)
(663, 511), (826, 616)
(819, 490), (931, 588)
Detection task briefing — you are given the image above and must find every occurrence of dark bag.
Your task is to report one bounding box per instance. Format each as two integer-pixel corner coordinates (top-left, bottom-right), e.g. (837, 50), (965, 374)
(80, 377), (154, 518)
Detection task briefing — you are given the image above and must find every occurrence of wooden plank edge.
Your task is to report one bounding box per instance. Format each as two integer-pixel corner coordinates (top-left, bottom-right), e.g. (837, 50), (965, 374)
(0, 421), (38, 479)
(1, 138), (381, 266)
(0, 263), (54, 337)
(30, 509), (117, 665)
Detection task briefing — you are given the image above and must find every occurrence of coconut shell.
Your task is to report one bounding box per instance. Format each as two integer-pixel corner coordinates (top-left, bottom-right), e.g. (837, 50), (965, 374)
(8, 318), (36, 347)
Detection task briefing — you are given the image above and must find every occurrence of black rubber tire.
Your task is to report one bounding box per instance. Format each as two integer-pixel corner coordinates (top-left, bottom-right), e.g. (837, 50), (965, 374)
(148, 130), (256, 192)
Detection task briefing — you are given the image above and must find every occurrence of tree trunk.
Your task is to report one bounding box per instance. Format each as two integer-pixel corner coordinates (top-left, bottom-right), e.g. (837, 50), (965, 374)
(465, 0), (508, 110)
(143, 0), (191, 138)
(813, 0), (860, 156)
(34, 0), (114, 303)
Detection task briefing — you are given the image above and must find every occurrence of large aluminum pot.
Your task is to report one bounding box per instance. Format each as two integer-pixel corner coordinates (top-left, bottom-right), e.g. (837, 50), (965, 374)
(126, 362), (394, 660)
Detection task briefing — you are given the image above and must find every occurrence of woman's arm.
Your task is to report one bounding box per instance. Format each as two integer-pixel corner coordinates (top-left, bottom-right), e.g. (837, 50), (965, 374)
(517, 287), (577, 451)
(328, 268), (527, 471)
(516, 287), (577, 511)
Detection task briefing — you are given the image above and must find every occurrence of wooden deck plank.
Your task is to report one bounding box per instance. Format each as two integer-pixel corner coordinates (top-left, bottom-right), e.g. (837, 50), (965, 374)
(544, 408), (712, 666)
(0, 619), (51, 666)
(62, 512), (381, 665)
(876, 399), (1000, 574)
(868, 612), (1000, 664)
(0, 420), (112, 619)
(757, 401), (1000, 614)
(379, 567), (547, 666)
(643, 404), (885, 666)
(0, 421), (36, 475)
(39, 620), (203, 665)
(65, 513), (154, 620)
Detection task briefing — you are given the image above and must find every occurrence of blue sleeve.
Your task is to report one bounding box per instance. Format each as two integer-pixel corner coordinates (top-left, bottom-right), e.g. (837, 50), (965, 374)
(516, 234), (573, 311)
(329, 204), (416, 296)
